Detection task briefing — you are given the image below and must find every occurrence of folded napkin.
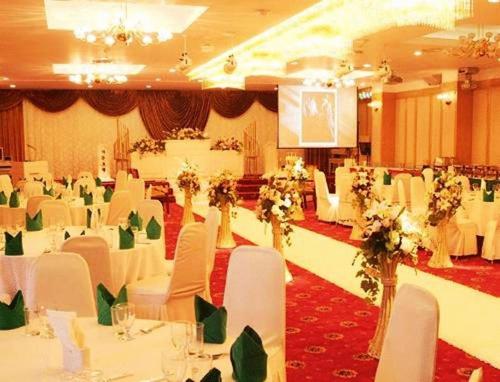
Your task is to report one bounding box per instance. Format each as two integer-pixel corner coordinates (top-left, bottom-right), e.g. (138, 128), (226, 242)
(62, 176), (71, 188)
(80, 230), (86, 236)
(128, 211), (143, 231)
(26, 211), (43, 231)
(103, 187), (113, 203)
(146, 216), (161, 240)
(86, 209), (101, 229)
(0, 191), (7, 205)
(8, 190), (19, 208)
(485, 179), (498, 192)
(469, 178), (482, 189)
(4, 232), (23, 256)
(56, 194), (62, 200)
(96, 284), (127, 326)
(383, 172), (392, 185)
(119, 226), (135, 249)
(79, 185), (87, 198)
(83, 192), (93, 206)
(230, 326), (268, 382)
(0, 290), (25, 330)
(483, 190), (495, 203)
(43, 187), (55, 197)
(185, 368), (222, 382)
(64, 231), (71, 240)
(95, 177), (102, 187)
(195, 295), (227, 344)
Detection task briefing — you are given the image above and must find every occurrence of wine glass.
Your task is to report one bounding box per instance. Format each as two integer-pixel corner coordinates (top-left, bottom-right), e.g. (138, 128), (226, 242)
(170, 321), (190, 354)
(187, 322), (204, 356)
(113, 303), (135, 341)
(186, 354), (212, 382)
(118, 217), (127, 230)
(161, 351), (186, 382)
(38, 305), (55, 339)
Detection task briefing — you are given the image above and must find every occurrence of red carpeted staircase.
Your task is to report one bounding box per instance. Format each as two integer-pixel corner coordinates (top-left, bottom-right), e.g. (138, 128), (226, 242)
(236, 175), (267, 200)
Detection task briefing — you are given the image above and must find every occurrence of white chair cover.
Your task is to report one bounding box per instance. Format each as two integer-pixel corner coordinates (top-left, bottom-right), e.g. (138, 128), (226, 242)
(428, 212), (477, 257)
(482, 220), (500, 261)
(422, 168), (434, 194)
(61, 236), (113, 295)
(128, 223), (208, 321)
(397, 180), (408, 210)
(457, 175), (471, 194)
(26, 195), (52, 218)
(127, 178), (145, 209)
(373, 167), (387, 199)
(145, 184), (152, 200)
(223, 246), (286, 382)
(107, 191), (133, 225)
(39, 200), (72, 226)
(77, 171), (94, 180)
(204, 207), (219, 302)
(468, 368), (483, 382)
(73, 177), (96, 197)
(28, 252), (96, 316)
(137, 199), (164, 231)
(0, 174), (13, 197)
(393, 173), (411, 205)
(115, 170), (128, 191)
(410, 176), (427, 216)
(375, 284), (439, 382)
(313, 169), (338, 222)
(23, 181), (44, 198)
(335, 169), (354, 226)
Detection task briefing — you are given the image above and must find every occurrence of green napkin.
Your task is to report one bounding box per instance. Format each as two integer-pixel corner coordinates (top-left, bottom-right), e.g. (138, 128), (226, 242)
(469, 178), (482, 189)
(8, 191), (19, 208)
(63, 177), (73, 188)
(79, 185), (87, 198)
(0, 290), (25, 330)
(4, 232), (23, 256)
(43, 187), (55, 197)
(81, 230), (86, 236)
(119, 226), (135, 249)
(26, 211), (43, 232)
(0, 191), (7, 205)
(83, 192), (93, 206)
(103, 187), (113, 203)
(483, 190), (494, 202)
(146, 216), (161, 240)
(128, 211), (143, 231)
(200, 369), (222, 382)
(383, 172), (392, 186)
(230, 326), (268, 382)
(56, 194), (62, 200)
(485, 179), (498, 192)
(64, 231), (71, 240)
(195, 295), (227, 344)
(95, 177), (102, 187)
(96, 283), (127, 326)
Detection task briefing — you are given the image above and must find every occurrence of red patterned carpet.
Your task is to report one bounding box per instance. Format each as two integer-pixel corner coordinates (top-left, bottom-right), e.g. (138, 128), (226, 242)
(164, 204), (500, 381)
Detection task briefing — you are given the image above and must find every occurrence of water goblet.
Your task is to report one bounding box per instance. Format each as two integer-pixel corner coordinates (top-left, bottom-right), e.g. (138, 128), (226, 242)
(38, 305), (55, 339)
(113, 303), (135, 341)
(187, 322), (204, 356)
(161, 351), (187, 382)
(24, 307), (40, 337)
(170, 321), (190, 354)
(118, 218), (127, 230)
(186, 353), (213, 382)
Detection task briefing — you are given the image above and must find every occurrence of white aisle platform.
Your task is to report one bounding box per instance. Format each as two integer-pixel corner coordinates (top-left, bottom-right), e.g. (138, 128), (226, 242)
(181, 196), (500, 369)
(131, 140), (244, 180)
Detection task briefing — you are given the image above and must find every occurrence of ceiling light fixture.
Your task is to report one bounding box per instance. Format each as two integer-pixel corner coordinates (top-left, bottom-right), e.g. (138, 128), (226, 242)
(449, 27), (500, 59)
(9, 84), (16, 88)
(414, 50), (423, 56)
(73, 0), (173, 47)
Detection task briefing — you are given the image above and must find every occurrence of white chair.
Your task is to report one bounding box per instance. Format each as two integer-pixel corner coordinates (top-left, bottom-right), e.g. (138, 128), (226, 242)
(204, 207), (219, 302)
(26, 195), (52, 218)
(393, 173), (412, 205)
(137, 199), (164, 232)
(313, 169), (338, 222)
(28, 252), (96, 316)
(61, 236), (113, 296)
(0, 174), (13, 197)
(482, 220), (500, 261)
(422, 168), (434, 194)
(373, 167), (387, 199)
(40, 200), (72, 226)
(77, 171), (94, 180)
(397, 180), (409, 210)
(410, 176), (427, 216)
(23, 181), (44, 198)
(115, 170), (128, 191)
(457, 175), (471, 194)
(127, 178), (145, 210)
(107, 191), (133, 225)
(449, 210), (478, 257)
(128, 223), (209, 321)
(223, 246), (286, 382)
(73, 177), (96, 197)
(468, 368), (483, 382)
(375, 284), (439, 382)
(335, 169), (354, 226)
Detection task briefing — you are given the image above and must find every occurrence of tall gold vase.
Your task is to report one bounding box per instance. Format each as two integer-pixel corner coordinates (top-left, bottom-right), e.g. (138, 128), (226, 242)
(181, 189), (195, 226)
(367, 256), (399, 358)
(271, 215), (293, 283)
(428, 219), (453, 268)
(217, 202), (236, 249)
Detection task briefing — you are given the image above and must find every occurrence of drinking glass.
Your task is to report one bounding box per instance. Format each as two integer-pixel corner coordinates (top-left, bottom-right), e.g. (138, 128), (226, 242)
(118, 218), (127, 230)
(170, 321), (190, 354)
(110, 305), (124, 338)
(24, 307), (40, 336)
(186, 354), (213, 382)
(38, 305), (55, 339)
(112, 303), (135, 341)
(187, 322), (204, 356)
(161, 351), (186, 382)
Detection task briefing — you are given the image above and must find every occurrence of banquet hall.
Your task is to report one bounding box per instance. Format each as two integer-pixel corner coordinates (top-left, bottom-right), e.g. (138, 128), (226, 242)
(0, 0), (499, 381)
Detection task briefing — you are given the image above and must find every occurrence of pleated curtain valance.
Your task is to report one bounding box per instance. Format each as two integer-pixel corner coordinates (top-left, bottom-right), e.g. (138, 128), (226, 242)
(0, 89), (278, 139)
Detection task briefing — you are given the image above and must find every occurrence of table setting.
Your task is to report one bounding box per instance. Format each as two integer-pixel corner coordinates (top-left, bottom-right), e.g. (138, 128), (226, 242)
(461, 189), (500, 236)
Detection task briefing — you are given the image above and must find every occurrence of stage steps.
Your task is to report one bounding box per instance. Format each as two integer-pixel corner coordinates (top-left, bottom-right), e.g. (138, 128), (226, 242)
(237, 175), (266, 200)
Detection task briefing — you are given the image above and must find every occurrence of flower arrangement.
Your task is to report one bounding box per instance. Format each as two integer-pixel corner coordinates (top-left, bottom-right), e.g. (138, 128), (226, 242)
(427, 169), (463, 226)
(351, 170), (376, 212)
(207, 170), (239, 210)
(210, 137), (243, 153)
(129, 138), (166, 156)
(283, 155), (309, 183)
(354, 200), (423, 302)
(165, 128), (207, 140)
(255, 174), (302, 246)
(176, 161), (201, 195)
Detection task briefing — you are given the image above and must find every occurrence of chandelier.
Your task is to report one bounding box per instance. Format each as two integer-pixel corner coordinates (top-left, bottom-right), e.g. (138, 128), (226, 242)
(74, 0), (173, 46)
(66, 59), (131, 85)
(450, 29), (500, 59)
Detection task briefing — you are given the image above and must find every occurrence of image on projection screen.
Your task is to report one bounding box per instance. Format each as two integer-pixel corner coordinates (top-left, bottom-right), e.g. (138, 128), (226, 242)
(278, 85), (357, 148)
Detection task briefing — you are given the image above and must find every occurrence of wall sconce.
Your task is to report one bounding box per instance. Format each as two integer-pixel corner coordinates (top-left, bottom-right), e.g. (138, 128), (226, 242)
(437, 91), (455, 105)
(368, 100), (382, 111)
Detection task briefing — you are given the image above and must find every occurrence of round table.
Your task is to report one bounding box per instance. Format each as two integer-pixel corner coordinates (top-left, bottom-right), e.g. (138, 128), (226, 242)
(0, 225), (167, 305)
(462, 191), (500, 236)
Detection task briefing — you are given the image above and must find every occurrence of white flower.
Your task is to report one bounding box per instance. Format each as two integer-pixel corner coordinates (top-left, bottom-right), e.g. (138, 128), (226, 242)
(389, 230), (400, 245)
(400, 237), (416, 254)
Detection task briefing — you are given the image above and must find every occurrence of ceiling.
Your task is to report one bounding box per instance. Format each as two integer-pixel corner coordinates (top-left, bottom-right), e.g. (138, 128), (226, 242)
(0, 0), (499, 90)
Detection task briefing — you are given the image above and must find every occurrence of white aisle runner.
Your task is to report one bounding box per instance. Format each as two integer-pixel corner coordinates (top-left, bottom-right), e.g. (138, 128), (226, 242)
(183, 198), (500, 369)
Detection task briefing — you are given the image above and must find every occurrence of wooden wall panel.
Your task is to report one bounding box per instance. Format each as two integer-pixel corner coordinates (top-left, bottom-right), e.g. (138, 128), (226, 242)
(395, 98), (406, 166)
(441, 101), (456, 157)
(488, 88), (500, 165)
(430, 96), (442, 162)
(416, 96), (431, 166)
(471, 89), (488, 164)
(405, 97), (416, 167)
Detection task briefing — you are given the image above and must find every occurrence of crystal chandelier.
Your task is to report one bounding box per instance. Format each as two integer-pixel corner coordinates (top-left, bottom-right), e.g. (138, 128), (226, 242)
(67, 59), (129, 85)
(450, 29), (500, 59)
(74, 0), (173, 46)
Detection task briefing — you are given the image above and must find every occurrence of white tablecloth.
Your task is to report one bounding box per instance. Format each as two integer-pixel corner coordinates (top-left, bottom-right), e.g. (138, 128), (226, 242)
(0, 318), (236, 381)
(0, 198), (110, 227)
(462, 191), (500, 236)
(0, 226), (167, 304)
